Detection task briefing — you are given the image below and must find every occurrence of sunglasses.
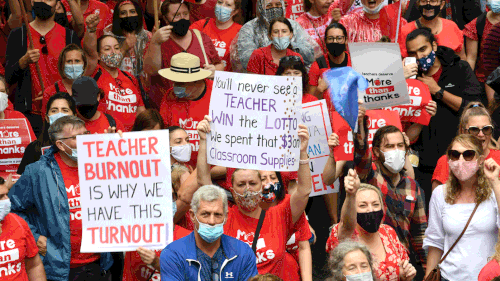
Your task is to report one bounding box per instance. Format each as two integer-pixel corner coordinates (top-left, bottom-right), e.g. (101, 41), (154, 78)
(448, 149), (476, 161)
(280, 55), (302, 63)
(467, 125), (493, 136)
(40, 36), (48, 55)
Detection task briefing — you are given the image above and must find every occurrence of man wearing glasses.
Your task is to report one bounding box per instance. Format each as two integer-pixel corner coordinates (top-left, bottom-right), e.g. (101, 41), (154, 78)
(5, 0), (80, 136)
(8, 115), (114, 281)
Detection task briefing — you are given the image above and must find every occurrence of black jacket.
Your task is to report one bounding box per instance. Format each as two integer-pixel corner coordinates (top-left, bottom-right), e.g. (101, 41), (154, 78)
(5, 24), (79, 113)
(405, 0), (482, 29)
(413, 46), (484, 169)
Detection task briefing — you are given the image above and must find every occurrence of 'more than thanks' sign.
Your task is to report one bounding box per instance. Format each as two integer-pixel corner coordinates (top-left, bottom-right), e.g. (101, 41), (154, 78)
(77, 131), (173, 253)
(349, 43), (410, 109)
(208, 71), (302, 171)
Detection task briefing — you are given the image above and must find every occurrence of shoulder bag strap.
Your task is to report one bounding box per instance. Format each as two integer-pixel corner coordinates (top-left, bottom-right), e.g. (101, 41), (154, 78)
(416, 19), (423, 29)
(252, 210), (266, 253)
(439, 202), (480, 263)
(192, 29), (209, 66)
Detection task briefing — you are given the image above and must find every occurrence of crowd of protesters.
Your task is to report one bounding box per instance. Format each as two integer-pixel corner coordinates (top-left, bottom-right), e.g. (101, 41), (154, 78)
(0, 0), (499, 280)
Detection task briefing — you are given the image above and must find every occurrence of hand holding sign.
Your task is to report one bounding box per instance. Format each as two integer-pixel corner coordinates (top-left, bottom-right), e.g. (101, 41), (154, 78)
(328, 133), (340, 151)
(197, 115), (212, 140)
(298, 124), (309, 152)
(426, 100), (437, 117)
(137, 247), (157, 265)
(344, 169), (360, 195)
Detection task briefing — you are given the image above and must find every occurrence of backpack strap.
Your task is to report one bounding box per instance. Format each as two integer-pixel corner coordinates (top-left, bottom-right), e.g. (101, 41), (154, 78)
(93, 68), (103, 82)
(104, 113), (116, 128)
(476, 12), (488, 46)
(416, 19), (423, 29)
(121, 71), (151, 109)
(55, 81), (60, 93)
(252, 210), (266, 253)
(316, 56), (328, 69)
(203, 17), (210, 29)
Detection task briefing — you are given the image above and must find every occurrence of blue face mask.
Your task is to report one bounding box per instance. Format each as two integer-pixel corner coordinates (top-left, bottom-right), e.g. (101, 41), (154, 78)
(49, 112), (68, 125)
(345, 271), (373, 281)
(195, 215), (225, 243)
(417, 50), (436, 72)
(173, 86), (189, 99)
(60, 141), (78, 161)
(272, 36), (291, 51)
(64, 64), (84, 80)
(172, 200), (178, 217)
(215, 5), (233, 23)
(488, 0), (500, 13)
(0, 199), (11, 221)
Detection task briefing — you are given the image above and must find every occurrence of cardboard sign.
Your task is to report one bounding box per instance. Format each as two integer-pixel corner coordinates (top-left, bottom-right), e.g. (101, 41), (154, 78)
(208, 71), (302, 171)
(383, 79), (432, 125)
(77, 131), (173, 252)
(332, 110), (403, 161)
(302, 100), (339, 196)
(0, 119), (35, 171)
(349, 43), (410, 109)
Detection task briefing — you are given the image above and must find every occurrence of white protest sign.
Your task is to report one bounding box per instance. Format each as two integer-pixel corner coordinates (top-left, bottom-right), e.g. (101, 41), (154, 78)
(77, 131), (173, 252)
(349, 43), (410, 109)
(208, 71), (302, 171)
(302, 100), (339, 196)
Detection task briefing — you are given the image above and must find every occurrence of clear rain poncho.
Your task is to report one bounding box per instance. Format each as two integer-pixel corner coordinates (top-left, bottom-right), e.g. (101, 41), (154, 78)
(230, 0), (321, 72)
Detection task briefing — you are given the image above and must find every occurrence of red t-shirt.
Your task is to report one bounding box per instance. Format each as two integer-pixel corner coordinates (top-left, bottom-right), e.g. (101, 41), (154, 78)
(190, 18), (242, 72)
(247, 45), (303, 75)
(93, 65), (144, 132)
(122, 225), (191, 281)
(463, 16), (495, 83)
(62, 0), (113, 39)
(431, 67), (442, 83)
(309, 52), (352, 87)
(399, 19), (463, 58)
(41, 80), (69, 120)
(224, 196), (299, 280)
(432, 149), (500, 184)
(0, 213), (39, 281)
(85, 111), (125, 134)
(54, 153), (100, 268)
(302, 94), (318, 103)
(285, 209), (311, 263)
(148, 31), (221, 107)
(159, 79), (213, 167)
(28, 24), (66, 114)
(478, 259), (500, 281)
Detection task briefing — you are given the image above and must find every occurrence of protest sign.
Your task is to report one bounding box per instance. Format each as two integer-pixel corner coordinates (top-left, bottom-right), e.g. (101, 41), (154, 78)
(383, 79), (432, 125)
(0, 119), (35, 171)
(332, 110), (402, 161)
(208, 71), (302, 171)
(302, 100), (338, 196)
(349, 43), (410, 109)
(77, 131), (173, 252)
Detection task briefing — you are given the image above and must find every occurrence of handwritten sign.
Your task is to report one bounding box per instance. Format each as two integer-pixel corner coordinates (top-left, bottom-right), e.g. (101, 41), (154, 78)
(208, 71), (302, 171)
(349, 43), (410, 109)
(0, 119), (35, 171)
(302, 100), (338, 196)
(383, 79), (432, 125)
(332, 110), (402, 161)
(77, 131), (173, 252)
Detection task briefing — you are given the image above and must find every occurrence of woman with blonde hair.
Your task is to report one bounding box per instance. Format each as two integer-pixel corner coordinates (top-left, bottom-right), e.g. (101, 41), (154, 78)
(326, 169), (416, 281)
(425, 134), (500, 280)
(432, 101), (500, 189)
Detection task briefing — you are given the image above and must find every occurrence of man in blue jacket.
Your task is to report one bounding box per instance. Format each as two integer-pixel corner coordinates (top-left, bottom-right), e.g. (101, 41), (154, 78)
(9, 115), (113, 281)
(160, 185), (258, 280)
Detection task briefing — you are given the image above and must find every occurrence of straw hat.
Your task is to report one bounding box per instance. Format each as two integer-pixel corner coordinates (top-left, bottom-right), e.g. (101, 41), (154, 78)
(158, 52), (212, 82)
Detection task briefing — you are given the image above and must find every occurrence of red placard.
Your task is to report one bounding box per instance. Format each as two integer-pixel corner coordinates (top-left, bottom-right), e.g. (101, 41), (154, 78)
(331, 110), (402, 161)
(0, 119), (35, 172)
(382, 79), (432, 125)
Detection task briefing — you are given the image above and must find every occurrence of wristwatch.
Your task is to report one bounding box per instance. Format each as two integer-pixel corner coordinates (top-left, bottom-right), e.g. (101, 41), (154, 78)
(435, 88), (444, 100)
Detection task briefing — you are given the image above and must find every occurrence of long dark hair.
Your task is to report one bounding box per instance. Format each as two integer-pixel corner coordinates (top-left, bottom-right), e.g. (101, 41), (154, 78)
(111, 0), (144, 36)
(132, 109), (165, 131)
(324, 22), (347, 42)
(35, 92), (77, 152)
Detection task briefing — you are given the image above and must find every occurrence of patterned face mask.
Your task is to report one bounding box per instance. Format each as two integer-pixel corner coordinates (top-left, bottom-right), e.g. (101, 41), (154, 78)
(417, 50), (436, 72)
(265, 7), (284, 23)
(100, 53), (124, 68)
(233, 188), (262, 213)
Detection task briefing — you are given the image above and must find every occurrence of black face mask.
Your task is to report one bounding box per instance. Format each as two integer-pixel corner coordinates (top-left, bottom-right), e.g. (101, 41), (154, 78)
(119, 16), (140, 32)
(418, 4), (441, 21)
(54, 12), (69, 27)
(357, 209), (384, 233)
(326, 42), (345, 57)
(33, 2), (55, 20)
(170, 18), (190, 37)
(77, 104), (99, 120)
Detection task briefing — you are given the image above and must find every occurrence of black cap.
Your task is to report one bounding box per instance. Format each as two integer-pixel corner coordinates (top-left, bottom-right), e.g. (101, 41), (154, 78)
(72, 76), (100, 106)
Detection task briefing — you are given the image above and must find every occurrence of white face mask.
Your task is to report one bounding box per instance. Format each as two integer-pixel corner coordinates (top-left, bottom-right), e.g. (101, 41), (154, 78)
(362, 1), (385, 14)
(0, 92), (8, 112)
(0, 198), (11, 221)
(382, 149), (406, 174)
(171, 144), (192, 163)
(345, 271), (374, 281)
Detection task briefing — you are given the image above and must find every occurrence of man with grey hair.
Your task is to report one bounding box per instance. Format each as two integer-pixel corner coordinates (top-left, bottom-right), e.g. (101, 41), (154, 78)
(9, 115), (113, 281)
(160, 185), (258, 280)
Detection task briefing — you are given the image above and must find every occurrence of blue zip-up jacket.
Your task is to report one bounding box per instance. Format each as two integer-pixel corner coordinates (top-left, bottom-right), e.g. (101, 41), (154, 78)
(160, 233), (258, 280)
(8, 146), (113, 281)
